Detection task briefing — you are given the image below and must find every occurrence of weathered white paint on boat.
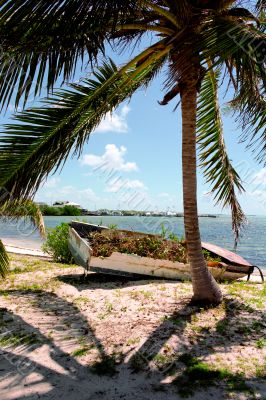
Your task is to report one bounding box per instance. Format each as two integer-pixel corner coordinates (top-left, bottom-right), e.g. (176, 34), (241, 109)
(68, 221), (252, 281)
(68, 226), (92, 269)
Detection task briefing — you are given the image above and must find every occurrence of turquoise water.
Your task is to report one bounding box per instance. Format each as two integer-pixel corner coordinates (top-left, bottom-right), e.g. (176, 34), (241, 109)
(0, 215), (265, 269)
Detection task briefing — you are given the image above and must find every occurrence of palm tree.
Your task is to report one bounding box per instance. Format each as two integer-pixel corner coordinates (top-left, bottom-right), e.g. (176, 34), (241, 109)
(0, 1), (265, 303)
(0, 200), (45, 278)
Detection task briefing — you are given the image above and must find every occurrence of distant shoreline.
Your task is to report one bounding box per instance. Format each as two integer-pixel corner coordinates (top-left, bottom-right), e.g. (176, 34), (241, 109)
(59, 213), (218, 218)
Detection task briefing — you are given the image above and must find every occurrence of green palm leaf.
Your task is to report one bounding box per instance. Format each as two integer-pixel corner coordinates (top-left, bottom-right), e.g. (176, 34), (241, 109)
(0, 239), (9, 278)
(201, 17), (266, 163)
(0, 54), (167, 202)
(0, 0), (141, 108)
(0, 199), (45, 278)
(197, 69), (246, 243)
(0, 200), (45, 238)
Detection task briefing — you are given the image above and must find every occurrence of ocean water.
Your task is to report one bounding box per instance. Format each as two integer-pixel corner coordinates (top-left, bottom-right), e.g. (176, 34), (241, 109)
(0, 215), (265, 269)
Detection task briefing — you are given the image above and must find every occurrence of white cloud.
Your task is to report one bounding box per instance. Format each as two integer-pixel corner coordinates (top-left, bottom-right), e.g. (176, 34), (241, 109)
(94, 105), (130, 133)
(78, 188), (99, 201)
(247, 189), (266, 198)
(251, 168), (266, 186)
(106, 178), (147, 193)
(42, 177), (60, 189)
(81, 144), (138, 172)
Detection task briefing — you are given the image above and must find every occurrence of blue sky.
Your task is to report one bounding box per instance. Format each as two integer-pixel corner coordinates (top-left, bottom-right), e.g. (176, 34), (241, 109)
(2, 37), (266, 215)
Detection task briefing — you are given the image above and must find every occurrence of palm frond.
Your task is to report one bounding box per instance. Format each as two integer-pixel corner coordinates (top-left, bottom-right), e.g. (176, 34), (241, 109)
(0, 0), (141, 109)
(0, 239), (9, 279)
(256, 0), (265, 12)
(165, 0), (192, 23)
(0, 200), (45, 238)
(213, 1), (237, 11)
(222, 7), (260, 23)
(201, 17), (266, 163)
(197, 69), (246, 243)
(0, 53), (168, 202)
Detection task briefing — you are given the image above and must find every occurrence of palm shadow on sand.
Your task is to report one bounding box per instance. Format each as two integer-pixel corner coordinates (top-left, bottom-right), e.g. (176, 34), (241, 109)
(0, 287), (265, 400)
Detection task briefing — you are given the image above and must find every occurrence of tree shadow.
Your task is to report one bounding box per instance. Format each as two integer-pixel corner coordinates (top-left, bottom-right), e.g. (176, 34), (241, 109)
(0, 289), (265, 400)
(130, 297), (266, 397)
(56, 272), (179, 291)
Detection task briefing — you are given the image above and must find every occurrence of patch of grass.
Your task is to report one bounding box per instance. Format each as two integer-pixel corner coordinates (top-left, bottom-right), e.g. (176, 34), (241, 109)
(245, 298), (264, 309)
(226, 282), (260, 297)
(152, 352), (175, 371)
(90, 354), (120, 376)
(255, 362), (266, 378)
(97, 301), (115, 320)
(16, 283), (44, 292)
(235, 324), (252, 335)
(174, 354), (253, 398)
(126, 337), (140, 346)
(0, 290), (9, 297)
(9, 266), (37, 274)
(160, 315), (183, 326)
(72, 346), (92, 357)
(74, 296), (91, 306)
(139, 290), (154, 300)
(130, 351), (148, 372)
(216, 320), (229, 334)
(190, 324), (206, 333)
(0, 331), (40, 347)
(62, 335), (72, 341)
(130, 290), (154, 301)
(250, 320), (265, 332)
(256, 339), (266, 349)
(115, 289), (122, 298)
(97, 313), (106, 320)
(105, 301), (113, 313)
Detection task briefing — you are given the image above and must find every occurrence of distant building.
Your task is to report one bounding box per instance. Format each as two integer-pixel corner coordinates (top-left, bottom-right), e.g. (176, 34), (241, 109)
(166, 211), (176, 216)
(53, 201), (82, 209)
(111, 210), (122, 216)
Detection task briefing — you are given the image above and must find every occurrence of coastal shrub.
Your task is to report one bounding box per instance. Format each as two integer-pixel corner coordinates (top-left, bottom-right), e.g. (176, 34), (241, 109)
(62, 205), (82, 216)
(40, 205), (62, 216)
(42, 223), (74, 263)
(40, 205), (81, 216)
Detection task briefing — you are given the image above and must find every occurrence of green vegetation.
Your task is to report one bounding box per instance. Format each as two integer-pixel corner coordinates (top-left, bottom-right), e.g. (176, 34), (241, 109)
(0, 331), (40, 347)
(42, 222), (74, 263)
(255, 362), (266, 379)
(256, 339), (266, 349)
(0, 200), (45, 278)
(88, 230), (222, 265)
(90, 354), (120, 376)
(89, 231), (187, 262)
(72, 346), (92, 357)
(40, 205), (82, 216)
(175, 354), (253, 397)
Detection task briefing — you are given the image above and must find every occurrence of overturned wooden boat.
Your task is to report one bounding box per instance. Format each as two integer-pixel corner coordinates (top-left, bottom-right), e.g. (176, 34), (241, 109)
(68, 221), (258, 282)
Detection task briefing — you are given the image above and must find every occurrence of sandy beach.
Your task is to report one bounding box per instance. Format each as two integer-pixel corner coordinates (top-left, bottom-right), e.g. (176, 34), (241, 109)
(0, 252), (265, 400)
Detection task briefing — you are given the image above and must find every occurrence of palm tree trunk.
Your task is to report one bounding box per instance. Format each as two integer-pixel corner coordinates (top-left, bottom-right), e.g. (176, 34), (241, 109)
(181, 77), (223, 305)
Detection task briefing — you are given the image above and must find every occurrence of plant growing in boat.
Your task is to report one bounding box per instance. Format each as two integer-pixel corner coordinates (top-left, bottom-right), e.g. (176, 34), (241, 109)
(88, 231), (223, 265)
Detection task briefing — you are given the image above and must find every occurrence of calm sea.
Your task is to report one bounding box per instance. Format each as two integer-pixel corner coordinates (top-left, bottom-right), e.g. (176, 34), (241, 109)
(0, 215), (265, 269)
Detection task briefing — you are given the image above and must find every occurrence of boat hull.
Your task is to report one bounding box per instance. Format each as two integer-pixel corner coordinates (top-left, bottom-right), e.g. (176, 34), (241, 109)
(68, 222), (251, 281)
